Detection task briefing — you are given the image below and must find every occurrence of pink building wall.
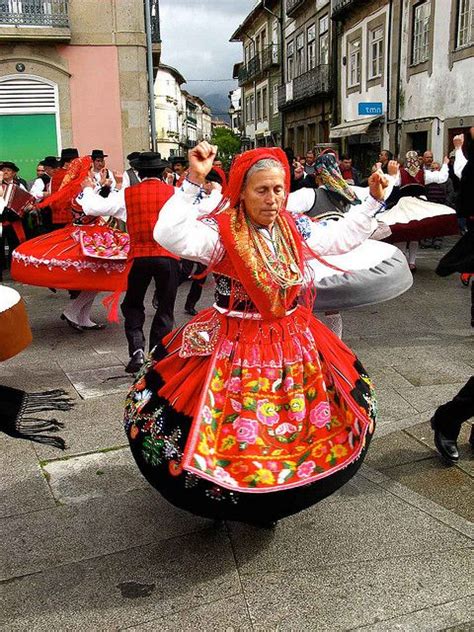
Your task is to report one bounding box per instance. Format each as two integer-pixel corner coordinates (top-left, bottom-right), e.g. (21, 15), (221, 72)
(58, 45), (124, 172)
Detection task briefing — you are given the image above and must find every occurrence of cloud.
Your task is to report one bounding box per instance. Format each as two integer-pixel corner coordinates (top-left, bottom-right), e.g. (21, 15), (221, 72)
(159, 0), (255, 98)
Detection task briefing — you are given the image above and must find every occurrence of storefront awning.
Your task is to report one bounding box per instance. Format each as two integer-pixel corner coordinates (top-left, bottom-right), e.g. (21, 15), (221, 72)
(329, 116), (382, 139)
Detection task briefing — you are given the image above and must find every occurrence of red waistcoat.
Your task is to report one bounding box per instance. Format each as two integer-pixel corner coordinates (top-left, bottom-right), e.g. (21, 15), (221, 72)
(124, 179), (177, 260)
(400, 168), (425, 188)
(49, 168), (72, 225)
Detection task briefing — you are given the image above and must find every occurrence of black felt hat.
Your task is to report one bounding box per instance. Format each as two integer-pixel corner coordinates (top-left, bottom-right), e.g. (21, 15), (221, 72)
(42, 156), (60, 168)
(133, 151), (169, 171)
(127, 151), (141, 168)
(91, 149), (108, 160)
(170, 155), (187, 165)
(60, 148), (79, 162)
(0, 161), (20, 172)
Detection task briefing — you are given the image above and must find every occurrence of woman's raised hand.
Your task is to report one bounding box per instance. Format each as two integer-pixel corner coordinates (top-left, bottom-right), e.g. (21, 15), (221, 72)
(188, 141), (218, 185)
(368, 170), (389, 201)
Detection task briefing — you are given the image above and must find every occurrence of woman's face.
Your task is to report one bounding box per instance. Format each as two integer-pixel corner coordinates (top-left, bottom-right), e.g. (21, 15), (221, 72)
(240, 168), (286, 228)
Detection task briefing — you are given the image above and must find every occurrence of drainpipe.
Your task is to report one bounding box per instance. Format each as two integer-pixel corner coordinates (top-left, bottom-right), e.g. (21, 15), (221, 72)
(394, 0), (403, 157)
(144, 0), (157, 151)
(386, 0), (393, 152)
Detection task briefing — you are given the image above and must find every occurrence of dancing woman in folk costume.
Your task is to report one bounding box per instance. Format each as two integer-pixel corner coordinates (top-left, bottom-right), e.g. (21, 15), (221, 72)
(10, 157), (130, 331)
(124, 142), (389, 527)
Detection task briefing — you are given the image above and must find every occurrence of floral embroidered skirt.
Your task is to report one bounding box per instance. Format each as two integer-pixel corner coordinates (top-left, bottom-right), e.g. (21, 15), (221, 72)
(11, 224), (130, 292)
(124, 307), (376, 524)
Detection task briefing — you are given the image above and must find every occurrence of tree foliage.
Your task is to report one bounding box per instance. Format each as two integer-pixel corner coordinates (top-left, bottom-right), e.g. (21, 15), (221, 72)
(211, 127), (241, 168)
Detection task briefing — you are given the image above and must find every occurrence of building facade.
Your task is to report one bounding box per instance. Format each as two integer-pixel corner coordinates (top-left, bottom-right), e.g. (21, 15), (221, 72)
(0, 0), (160, 178)
(331, 0), (473, 171)
(228, 86), (242, 136)
(280, 0), (334, 156)
(230, 0), (283, 148)
(155, 64), (186, 157)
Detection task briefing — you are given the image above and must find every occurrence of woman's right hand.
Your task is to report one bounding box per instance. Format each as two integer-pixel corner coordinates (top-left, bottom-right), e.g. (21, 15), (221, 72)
(368, 171), (389, 201)
(188, 141), (218, 185)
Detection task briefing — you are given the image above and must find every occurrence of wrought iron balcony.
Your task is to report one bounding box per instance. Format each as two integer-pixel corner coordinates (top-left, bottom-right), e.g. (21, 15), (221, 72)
(238, 46), (280, 86)
(149, 0), (160, 43)
(278, 64), (332, 110)
(0, 0), (69, 27)
(332, 0), (366, 19)
(286, 0), (306, 18)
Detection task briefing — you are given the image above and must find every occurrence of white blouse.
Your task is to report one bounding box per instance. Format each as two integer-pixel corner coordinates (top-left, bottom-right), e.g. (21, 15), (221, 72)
(154, 182), (384, 266)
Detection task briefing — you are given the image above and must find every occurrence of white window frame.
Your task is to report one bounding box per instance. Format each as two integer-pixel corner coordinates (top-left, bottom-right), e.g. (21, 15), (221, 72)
(319, 15), (329, 65)
(272, 83), (279, 115)
(348, 38), (361, 87)
(287, 40), (294, 81)
(307, 24), (316, 70)
(412, 1), (431, 65)
(457, 0), (473, 48)
(296, 33), (305, 76)
(368, 26), (384, 79)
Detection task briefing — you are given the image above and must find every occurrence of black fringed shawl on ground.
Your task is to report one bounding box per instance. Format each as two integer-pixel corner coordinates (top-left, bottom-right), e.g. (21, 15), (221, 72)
(0, 386), (74, 449)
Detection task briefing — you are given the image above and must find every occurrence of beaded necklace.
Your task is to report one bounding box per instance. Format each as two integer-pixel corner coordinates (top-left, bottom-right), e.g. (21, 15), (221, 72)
(247, 218), (303, 289)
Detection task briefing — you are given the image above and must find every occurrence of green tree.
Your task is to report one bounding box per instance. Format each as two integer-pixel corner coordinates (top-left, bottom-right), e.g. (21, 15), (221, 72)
(211, 127), (241, 169)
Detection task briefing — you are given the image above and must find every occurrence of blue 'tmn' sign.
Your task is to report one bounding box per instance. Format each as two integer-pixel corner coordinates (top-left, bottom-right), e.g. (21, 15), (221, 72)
(358, 102), (383, 116)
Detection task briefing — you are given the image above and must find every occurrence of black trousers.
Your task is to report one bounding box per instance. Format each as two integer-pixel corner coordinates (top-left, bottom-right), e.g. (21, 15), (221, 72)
(121, 257), (180, 358)
(185, 263), (207, 309)
(0, 225), (20, 279)
(433, 377), (474, 439)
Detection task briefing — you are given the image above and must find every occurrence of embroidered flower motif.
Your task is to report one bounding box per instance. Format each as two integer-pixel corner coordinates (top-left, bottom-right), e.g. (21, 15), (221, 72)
(255, 468), (275, 485)
(297, 460), (316, 479)
(288, 393), (306, 421)
(168, 460), (183, 477)
(202, 405), (213, 425)
(309, 401), (331, 428)
(233, 417), (259, 444)
(227, 377), (242, 394)
(256, 399), (280, 426)
(210, 376), (225, 392)
(275, 422), (297, 436)
(213, 466), (238, 487)
(219, 339), (234, 358)
(283, 376), (295, 392)
(329, 444), (348, 460)
(311, 443), (328, 458)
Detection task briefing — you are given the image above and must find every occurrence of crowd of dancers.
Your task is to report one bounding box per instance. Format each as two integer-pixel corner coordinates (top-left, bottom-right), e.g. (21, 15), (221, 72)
(0, 131), (472, 526)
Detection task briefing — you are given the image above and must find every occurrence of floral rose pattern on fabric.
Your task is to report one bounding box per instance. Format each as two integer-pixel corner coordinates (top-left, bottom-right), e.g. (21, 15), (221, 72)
(183, 324), (375, 492)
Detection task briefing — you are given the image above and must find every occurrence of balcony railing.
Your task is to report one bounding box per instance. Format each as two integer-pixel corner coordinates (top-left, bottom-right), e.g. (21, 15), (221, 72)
(149, 0), (161, 43)
(0, 0), (69, 27)
(278, 64), (332, 110)
(332, 0), (365, 19)
(286, 0), (306, 18)
(238, 46), (280, 86)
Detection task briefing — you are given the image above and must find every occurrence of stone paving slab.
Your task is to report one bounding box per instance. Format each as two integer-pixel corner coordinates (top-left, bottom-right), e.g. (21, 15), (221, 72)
(32, 392), (127, 461)
(238, 549), (474, 631)
(0, 435), (55, 519)
(353, 594), (474, 631)
(42, 447), (148, 505)
(365, 428), (434, 470)
(65, 365), (132, 399)
(1, 488), (211, 580)
(1, 530), (241, 631)
(122, 594), (253, 631)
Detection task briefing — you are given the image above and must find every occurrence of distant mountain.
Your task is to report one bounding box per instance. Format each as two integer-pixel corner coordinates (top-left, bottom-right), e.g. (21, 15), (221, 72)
(196, 91), (232, 123)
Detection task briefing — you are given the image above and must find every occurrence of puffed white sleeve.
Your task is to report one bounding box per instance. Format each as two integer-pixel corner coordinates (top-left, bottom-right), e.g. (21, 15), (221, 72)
(76, 187), (126, 220)
(424, 164), (449, 184)
(30, 178), (46, 201)
(286, 188), (317, 214)
(454, 149), (467, 179)
(304, 195), (383, 255)
(154, 187), (222, 265)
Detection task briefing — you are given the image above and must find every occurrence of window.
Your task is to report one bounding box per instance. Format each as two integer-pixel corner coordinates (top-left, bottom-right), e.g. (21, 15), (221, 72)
(245, 96), (251, 122)
(307, 24), (316, 70)
(457, 0), (473, 48)
(256, 91), (262, 120)
(262, 86), (268, 119)
(369, 26), (384, 78)
(287, 40), (294, 81)
(296, 33), (305, 76)
(412, 1), (431, 65)
(348, 38), (361, 87)
(319, 15), (329, 65)
(273, 84), (279, 115)
(250, 94), (255, 122)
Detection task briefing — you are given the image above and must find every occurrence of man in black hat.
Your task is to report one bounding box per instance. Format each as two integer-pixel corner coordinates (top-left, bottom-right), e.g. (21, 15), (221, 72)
(122, 152), (141, 189)
(78, 151), (179, 373)
(30, 156), (58, 202)
(48, 148), (79, 227)
(90, 149), (116, 191)
(0, 162), (27, 190)
(170, 155), (188, 185)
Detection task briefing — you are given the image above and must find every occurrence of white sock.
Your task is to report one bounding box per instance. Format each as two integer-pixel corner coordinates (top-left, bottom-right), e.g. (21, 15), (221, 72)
(63, 291), (97, 326)
(408, 241), (418, 266)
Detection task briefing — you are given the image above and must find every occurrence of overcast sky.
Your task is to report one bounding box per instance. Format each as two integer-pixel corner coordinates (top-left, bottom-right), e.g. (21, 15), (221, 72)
(159, 0), (255, 107)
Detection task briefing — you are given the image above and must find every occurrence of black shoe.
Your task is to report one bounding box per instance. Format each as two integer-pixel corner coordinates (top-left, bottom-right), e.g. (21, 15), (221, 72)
(430, 418), (459, 463)
(60, 313), (84, 332)
(125, 349), (145, 374)
(184, 305), (198, 316)
(81, 322), (107, 330)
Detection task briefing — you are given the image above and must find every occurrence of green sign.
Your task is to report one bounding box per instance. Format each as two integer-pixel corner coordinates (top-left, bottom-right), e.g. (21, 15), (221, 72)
(0, 113), (58, 180)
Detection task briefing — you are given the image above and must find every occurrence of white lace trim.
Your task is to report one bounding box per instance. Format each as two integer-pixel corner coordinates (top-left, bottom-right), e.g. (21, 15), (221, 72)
(12, 251), (127, 274)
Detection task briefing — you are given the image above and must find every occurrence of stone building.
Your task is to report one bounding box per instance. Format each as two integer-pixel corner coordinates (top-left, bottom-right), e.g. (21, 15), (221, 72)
(331, 0), (473, 170)
(0, 0), (160, 178)
(155, 63), (186, 158)
(230, 0), (283, 148)
(280, 0), (334, 156)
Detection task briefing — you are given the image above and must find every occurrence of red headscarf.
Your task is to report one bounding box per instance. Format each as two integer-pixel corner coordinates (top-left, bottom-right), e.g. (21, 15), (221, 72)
(37, 157), (92, 210)
(223, 148), (290, 209)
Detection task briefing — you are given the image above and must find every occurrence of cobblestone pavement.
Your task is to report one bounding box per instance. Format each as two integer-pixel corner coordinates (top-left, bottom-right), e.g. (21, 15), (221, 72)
(1, 241), (473, 631)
